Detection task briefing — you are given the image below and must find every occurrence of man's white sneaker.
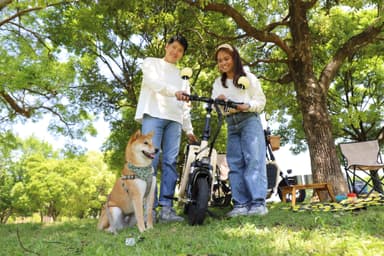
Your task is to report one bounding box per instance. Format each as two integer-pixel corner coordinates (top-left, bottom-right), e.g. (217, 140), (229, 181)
(159, 207), (184, 222)
(248, 205), (268, 216)
(226, 206), (249, 217)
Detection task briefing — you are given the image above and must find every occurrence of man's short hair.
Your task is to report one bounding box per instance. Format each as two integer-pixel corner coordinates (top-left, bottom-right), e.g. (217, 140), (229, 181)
(168, 35), (188, 52)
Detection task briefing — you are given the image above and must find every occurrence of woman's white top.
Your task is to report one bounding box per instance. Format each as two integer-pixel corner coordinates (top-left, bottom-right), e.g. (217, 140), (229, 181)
(135, 57), (193, 134)
(211, 71), (266, 114)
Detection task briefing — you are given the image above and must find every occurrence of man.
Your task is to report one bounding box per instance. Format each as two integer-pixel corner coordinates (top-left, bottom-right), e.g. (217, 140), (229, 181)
(135, 35), (197, 222)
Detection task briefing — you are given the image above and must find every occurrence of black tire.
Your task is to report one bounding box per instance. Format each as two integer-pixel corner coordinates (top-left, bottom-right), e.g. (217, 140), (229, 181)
(187, 176), (209, 225)
(278, 187), (306, 203)
(266, 163), (279, 189)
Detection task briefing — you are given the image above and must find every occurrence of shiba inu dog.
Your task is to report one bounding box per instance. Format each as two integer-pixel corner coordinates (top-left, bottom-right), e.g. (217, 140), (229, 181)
(97, 130), (158, 233)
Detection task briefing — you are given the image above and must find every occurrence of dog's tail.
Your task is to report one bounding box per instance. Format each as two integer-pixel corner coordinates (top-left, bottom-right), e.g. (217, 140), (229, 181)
(97, 205), (107, 230)
(105, 203), (114, 228)
(97, 195), (111, 230)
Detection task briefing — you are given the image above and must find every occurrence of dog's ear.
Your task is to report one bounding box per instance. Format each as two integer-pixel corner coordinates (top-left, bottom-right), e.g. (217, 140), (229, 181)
(130, 129), (142, 141)
(147, 130), (154, 138)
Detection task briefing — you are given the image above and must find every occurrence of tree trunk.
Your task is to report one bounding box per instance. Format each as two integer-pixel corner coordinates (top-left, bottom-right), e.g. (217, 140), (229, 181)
(288, 1), (349, 198)
(296, 79), (349, 198)
(0, 208), (12, 224)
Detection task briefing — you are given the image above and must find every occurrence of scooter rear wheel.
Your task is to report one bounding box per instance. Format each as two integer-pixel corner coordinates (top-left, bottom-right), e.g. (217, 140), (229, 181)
(188, 176), (209, 225)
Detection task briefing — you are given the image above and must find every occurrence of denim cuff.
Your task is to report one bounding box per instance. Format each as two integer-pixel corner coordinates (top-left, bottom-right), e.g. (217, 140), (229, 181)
(233, 203), (250, 209)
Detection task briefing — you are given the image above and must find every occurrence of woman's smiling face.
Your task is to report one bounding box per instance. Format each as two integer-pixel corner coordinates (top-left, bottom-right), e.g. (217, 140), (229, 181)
(216, 50), (234, 78)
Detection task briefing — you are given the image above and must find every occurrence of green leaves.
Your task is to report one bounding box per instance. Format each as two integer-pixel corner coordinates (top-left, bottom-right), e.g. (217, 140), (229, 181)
(0, 136), (115, 222)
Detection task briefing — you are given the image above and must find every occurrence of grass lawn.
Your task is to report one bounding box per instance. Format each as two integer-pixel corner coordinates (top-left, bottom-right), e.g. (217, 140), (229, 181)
(1, 203), (384, 256)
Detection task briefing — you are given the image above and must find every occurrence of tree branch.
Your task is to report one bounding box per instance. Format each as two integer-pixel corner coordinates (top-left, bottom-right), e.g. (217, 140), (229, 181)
(184, 0), (293, 58)
(0, 0), (12, 11)
(8, 21), (52, 54)
(0, 91), (32, 118)
(245, 57), (289, 66)
(39, 106), (76, 138)
(193, 12), (247, 42)
(302, 0), (318, 10)
(258, 73), (292, 84)
(265, 17), (290, 32)
(0, 1), (78, 27)
(320, 18), (384, 89)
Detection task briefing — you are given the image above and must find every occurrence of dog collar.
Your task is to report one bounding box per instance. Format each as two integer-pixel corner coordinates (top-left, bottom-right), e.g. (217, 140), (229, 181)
(125, 162), (153, 181)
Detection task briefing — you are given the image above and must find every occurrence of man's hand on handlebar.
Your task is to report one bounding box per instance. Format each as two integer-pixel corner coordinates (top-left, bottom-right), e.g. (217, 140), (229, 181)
(177, 92), (244, 110)
(175, 91), (190, 102)
(186, 133), (199, 144)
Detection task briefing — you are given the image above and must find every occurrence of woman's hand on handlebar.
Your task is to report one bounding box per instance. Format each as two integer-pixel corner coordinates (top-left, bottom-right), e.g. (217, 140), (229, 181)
(175, 91), (190, 102)
(215, 95), (246, 110)
(236, 103), (251, 111)
(187, 133), (199, 144)
(216, 94), (227, 101)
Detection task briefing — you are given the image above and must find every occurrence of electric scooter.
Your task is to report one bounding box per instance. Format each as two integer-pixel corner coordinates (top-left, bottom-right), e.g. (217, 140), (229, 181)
(176, 68), (304, 224)
(177, 98), (306, 225)
(264, 117), (306, 203)
(178, 94), (239, 225)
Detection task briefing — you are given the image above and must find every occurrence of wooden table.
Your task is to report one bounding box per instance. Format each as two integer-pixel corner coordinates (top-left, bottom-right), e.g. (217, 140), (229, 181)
(280, 183), (336, 207)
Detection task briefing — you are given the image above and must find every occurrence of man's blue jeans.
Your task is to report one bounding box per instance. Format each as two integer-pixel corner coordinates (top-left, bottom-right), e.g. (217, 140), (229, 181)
(142, 114), (181, 208)
(225, 112), (267, 208)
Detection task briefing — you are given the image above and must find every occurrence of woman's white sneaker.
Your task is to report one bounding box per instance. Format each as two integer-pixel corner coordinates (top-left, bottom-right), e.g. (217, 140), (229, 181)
(248, 205), (268, 216)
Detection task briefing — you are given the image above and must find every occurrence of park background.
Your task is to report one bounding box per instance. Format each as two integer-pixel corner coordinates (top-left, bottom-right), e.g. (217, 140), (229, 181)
(1, 0), (383, 226)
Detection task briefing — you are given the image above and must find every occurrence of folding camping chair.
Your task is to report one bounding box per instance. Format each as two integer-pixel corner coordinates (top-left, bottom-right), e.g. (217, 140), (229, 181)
(339, 140), (384, 195)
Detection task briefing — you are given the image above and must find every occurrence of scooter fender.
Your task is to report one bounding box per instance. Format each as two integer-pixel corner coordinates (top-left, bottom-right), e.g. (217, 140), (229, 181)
(187, 163), (213, 199)
(178, 144), (217, 200)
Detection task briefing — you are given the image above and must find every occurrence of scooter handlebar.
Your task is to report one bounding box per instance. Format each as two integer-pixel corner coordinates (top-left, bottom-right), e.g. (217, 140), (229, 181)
(183, 93), (243, 109)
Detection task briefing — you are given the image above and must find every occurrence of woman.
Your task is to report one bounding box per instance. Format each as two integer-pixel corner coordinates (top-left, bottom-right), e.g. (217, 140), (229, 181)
(135, 35), (197, 222)
(212, 43), (268, 217)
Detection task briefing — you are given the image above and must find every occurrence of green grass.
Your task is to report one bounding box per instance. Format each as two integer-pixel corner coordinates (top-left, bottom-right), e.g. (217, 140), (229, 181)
(1, 204), (384, 256)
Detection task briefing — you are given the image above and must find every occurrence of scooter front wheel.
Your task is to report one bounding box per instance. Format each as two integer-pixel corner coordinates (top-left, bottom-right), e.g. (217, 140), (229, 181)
(187, 176), (209, 225)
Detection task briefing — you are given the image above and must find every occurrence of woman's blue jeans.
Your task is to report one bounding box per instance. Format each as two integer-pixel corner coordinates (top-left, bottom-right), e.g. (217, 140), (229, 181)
(225, 112), (267, 208)
(142, 114), (182, 208)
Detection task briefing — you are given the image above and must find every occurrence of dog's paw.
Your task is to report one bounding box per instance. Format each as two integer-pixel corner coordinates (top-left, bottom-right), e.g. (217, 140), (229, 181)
(106, 227), (118, 235)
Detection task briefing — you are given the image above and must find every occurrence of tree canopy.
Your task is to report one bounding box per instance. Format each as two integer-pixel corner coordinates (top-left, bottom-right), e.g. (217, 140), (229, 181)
(0, 135), (114, 223)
